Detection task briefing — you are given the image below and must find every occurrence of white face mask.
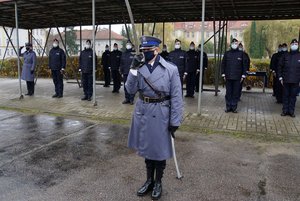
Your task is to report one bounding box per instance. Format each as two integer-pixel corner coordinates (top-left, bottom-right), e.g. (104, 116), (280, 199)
(231, 43), (238, 50)
(105, 48), (109, 51)
(190, 46), (195, 50)
(85, 44), (91, 49)
(162, 48), (167, 52)
(126, 44), (132, 50)
(278, 48), (282, 52)
(291, 44), (299, 51)
(175, 44), (181, 49)
(113, 47), (118, 51)
(239, 47), (243, 51)
(282, 47), (288, 52)
(53, 43), (58, 48)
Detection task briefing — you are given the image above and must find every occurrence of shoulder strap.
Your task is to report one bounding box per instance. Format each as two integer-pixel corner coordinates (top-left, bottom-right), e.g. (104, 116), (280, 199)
(143, 77), (162, 98)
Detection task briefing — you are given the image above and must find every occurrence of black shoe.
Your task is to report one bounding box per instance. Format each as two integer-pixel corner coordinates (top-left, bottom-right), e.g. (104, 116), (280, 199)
(52, 94), (58, 98)
(87, 97), (92, 101)
(232, 109), (238, 113)
(122, 100), (130, 104)
(57, 95), (63, 98)
(151, 182), (162, 200)
(137, 179), (154, 196)
(25, 93), (30, 96)
(112, 90), (119, 93)
(281, 112), (287, 116)
(130, 101), (134, 105)
(225, 108), (231, 113)
(290, 113), (296, 118)
(185, 95), (190, 98)
(29, 93), (34, 96)
(81, 96), (88, 101)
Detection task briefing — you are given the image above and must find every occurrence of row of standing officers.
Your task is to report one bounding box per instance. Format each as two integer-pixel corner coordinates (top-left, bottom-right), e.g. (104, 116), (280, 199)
(101, 39), (209, 103)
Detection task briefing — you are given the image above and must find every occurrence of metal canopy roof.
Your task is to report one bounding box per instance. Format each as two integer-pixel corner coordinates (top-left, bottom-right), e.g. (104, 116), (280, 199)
(0, 0), (300, 29)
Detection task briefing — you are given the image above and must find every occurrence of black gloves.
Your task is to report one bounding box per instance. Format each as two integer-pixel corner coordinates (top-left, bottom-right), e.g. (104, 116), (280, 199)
(30, 70), (34, 74)
(130, 54), (144, 69)
(168, 126), (179, 138)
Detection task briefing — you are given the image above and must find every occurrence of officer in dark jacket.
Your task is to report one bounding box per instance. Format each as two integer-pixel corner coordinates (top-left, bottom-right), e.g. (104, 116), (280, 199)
(79, 40), (97, 101)
(49, 39), (66, 98)
(195, 44), (208, 92)
(274, 43), (288, 103)
(270, 44), (282, 98)
(159, 44), (169, 61)
(110, 43), (122, 93)
(169, 39), (186, 87)
(238, 43), (250, 100)
(101, 45), (111, 87)
(120, 41), (135, 104)
(222, 38), (247, 113)
(278, 39), (300, 117)
(184, 42), (199, 97)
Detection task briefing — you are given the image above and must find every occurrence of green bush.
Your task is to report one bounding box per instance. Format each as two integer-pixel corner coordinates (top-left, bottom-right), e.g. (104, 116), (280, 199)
(0, 56), (104, 80)
(0, 56), (272, 88)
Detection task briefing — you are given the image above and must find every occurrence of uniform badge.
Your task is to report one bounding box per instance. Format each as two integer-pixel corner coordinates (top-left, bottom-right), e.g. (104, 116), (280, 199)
(237, 57), (242, 60)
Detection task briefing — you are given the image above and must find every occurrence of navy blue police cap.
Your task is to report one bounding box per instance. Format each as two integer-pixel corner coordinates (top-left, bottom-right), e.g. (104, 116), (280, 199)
(140, 35), (161, 49)
(291, 39), (298, 44)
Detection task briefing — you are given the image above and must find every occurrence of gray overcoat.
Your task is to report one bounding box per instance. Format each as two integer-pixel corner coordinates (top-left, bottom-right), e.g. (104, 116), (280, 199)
(21, 50), (37, 81)
(126, 56), (183, 161)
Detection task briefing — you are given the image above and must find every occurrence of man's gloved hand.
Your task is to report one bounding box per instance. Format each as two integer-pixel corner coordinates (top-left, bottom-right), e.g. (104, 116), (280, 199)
(130, 54), (144, 69)
(168, 126), (179, 138)
(30, 70), (34, 74)
(79, 69), (82, 72)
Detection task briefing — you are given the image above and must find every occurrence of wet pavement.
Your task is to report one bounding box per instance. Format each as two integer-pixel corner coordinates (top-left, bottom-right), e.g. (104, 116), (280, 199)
(1, 110), (300, 201)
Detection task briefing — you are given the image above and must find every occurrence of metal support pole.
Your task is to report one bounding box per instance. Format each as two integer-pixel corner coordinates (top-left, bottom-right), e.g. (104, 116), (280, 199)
(109, 24), (112, 51)
(213, 17), (218, 96)
(225, 21), (228, 51)
(163, 22), (165, 45)
(64, 27), (67, 54)
(197, 0), (205, 114)
(92, 0), (97, 106)
(34, 27), (52, 84)
(3, 27), (20, 61)
(125, 0), (139, 54)
(124, 23), (131, 42)
(15, 2), (23, 99)
(142, 23), (144, 35)
(28, 30), (48, 56)
(204, 23), (226, 46)
(152, 23), (156, 36)
(80, 24), (82, 53)
(0, 27), (14, 69)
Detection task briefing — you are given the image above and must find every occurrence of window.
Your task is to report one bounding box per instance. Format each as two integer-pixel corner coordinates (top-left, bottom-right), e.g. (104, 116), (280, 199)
(11, 49), (14, 56)
(234, 32), (238, 37)
(192, 32), (195, 38)
(186, 32), (189, 38)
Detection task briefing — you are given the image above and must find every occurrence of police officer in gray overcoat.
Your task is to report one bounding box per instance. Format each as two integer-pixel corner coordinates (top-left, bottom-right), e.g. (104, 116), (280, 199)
(126, 36), (183, 200)
(19, 42), (37, 96)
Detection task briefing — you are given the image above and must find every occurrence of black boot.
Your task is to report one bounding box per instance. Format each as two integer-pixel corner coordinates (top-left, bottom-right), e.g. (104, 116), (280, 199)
(151, 160), (166, 200)
(137, 159), (155, 196)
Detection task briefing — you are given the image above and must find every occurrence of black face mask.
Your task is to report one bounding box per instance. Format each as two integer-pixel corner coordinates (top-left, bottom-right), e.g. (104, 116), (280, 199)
(144, 51), (155, 62)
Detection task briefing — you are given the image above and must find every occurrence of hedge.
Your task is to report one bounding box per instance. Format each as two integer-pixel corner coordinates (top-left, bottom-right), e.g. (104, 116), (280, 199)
(0, 57), (272, 88)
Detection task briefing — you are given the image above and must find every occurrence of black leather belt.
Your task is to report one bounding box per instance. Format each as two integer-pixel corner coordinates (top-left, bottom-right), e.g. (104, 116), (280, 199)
(139, 93), (171, 103)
